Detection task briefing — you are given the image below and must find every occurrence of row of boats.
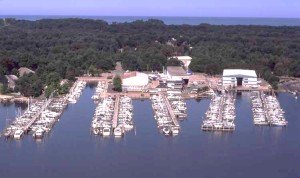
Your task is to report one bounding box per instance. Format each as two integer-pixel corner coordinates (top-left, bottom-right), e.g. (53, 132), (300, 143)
(151, 94), (182, 136)
(29, 97), (68, 139)
(251, 92), (269, 125)
(251, 92), (287, 126)
(201, 93), (236, 131)
(67, 81), (86, 104)
(91, 97), (115, 136)
(91, 81), (106, 101)
(167, 94), (188, 119)
(2, 99), (51, 139)
(2, 80), (86, 140)
(91, 96), (134, 137)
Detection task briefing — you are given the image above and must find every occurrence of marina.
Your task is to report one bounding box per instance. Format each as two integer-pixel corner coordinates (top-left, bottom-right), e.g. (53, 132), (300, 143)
(2, 99), (52, 139)
(250, 91), (268, 125)
(91, 95), (134, 137)
(150, 93), (182, 136)
(30, 97), (68, 139)
(201, 93), (236, 131)
(250, 91), (288, 126)
(91, 97), (115, 136)
(1, 80), (86, 139)
(167, 92), (187, 119)
(0, 87), (299, 178)
(114, 96), (134, 136)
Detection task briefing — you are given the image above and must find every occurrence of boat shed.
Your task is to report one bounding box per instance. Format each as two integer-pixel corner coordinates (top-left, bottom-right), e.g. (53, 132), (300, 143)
(222, 69), (258, 87)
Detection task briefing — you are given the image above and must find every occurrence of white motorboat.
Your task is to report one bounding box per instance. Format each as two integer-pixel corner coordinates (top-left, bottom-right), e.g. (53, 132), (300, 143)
(171, 126), (180, 135)
(14, 129), (24, 139)
(162, 127), (171, 135)
(114, 127), (124, 137)
(102, 127), (111, 136)
(33, 128), (44, 139)
(92, 128), (100, 135)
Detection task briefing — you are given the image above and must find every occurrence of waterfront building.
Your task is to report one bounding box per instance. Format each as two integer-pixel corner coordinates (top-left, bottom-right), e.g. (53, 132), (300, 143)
(222, 69), (258, 87)
(122, 72), (149, 92)
(166, 66), (190, 89)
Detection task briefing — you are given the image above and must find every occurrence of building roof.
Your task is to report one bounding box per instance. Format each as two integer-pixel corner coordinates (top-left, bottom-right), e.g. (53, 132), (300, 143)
(167, 66), (188, 76)
(18, 67), (35, 77)
(5, 75), (18, 89)
(122, 72), (149, 86)
(172, 56), (192, 61)
(223, 69), (257, 78)
(122, 71), (138, 79)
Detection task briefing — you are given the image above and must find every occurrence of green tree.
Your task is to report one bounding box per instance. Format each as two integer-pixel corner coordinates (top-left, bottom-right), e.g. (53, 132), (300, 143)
(58, 83), (70, 95)
(113, 75), (122, 92)
(45, 84), (57, 98)
(0, 83), (7, 94)
(15, 73), (43, 97)
(46, 72), (61, 87)
(11, 68), (19, 77)
(88, 65), (98, 76)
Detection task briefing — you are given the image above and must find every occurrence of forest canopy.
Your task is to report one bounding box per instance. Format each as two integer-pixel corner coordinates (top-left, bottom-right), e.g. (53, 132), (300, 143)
(0, 18), (299, 96)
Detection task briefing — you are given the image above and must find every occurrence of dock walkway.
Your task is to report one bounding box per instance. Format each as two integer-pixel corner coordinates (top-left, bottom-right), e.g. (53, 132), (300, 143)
(112, 95), (120, 128)
(163, 95), (179, 126)
(21, 98), (53, 132)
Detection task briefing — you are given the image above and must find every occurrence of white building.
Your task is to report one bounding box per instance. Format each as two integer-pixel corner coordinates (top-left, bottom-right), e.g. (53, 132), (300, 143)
(122, 72), (149, 92)
(166, 66), (190, 89)
(222, 69), (258, 87)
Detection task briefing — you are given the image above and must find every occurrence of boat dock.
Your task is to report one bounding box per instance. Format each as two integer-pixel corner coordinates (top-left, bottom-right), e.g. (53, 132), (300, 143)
(201, 93), (236, 131)
(2, 98), (53, 139)
(112, 95), (120, 128)
(2, 80), (87, 140)
(22, 98), (53, 132)
(151, 93), (181, 136)
(91, 81), (107, 101)
(162, 95), (179, 126)
(91, 95), (134, 137)
(251, 91), (287, 126)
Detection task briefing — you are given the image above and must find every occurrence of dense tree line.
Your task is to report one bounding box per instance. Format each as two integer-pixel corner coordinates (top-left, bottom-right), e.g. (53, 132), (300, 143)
(0, 18), (299, 95)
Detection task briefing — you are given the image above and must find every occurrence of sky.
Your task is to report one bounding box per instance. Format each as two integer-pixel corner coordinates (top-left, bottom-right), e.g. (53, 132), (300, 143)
(0, 0), (299, 18)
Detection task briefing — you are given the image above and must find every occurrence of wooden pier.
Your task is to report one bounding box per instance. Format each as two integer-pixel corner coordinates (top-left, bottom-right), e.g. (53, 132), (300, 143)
(162, 95), (179, 127)
(112, 95), (120, 128)
(21, 98), (53, 133)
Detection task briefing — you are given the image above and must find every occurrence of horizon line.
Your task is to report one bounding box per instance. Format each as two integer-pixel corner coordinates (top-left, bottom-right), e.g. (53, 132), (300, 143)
(1, 14), (300, 19)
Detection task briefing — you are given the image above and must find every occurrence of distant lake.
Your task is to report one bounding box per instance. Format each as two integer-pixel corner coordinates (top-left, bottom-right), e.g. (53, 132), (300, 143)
(1, 15), (300, 26)
(0, 87), (300, 178)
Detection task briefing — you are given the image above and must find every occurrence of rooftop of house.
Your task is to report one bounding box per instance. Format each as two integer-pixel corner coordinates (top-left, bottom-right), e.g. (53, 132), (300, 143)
(167, 66), (188, 76)
(18, 67), (35, 77)
(170, 56), (192, 61)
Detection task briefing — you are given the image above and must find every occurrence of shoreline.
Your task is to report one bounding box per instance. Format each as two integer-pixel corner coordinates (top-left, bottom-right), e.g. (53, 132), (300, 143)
(1, 16), (300, 26)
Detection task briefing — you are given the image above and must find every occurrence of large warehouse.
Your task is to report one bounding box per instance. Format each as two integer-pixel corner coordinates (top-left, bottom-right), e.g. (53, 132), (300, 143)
(222, 69), (258, 87)
(122, 72), (149, 92)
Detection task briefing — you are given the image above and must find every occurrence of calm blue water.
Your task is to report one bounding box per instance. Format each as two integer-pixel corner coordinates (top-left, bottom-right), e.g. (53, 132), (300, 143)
(0, 87), (300, 178)
(1, 15), (300, 26)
